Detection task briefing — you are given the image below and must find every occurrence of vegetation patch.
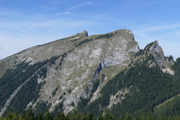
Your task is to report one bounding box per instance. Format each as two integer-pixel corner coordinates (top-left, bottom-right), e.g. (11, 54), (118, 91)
(0, 107), (161, 120)
(59, 52), (67, 69)
(95, 33), (115, 39)
(71, 39), (79, 43)
(133, 49), (144, 58)
(101, 74), (106, 84)
(144, 42), (154, 51)
(48, 55), (60, 67)
(91, 79), (100, 95)
(68, 49), (74, 53)
(71, 102), (75, 107)
(0, 62), (36, 108)
(74, 38), (93, 47)
(77, 79), (100, 116)
(153, 95), (180, 117)
(34, 101), (50, 117)
(6, 74), (45, 115)
(52, 102), (64, 118)
(67, 89), (72, 94)
(172, 58), (180, 79)
(0, 61), (7, 79)
(0, 55), (61, 116)
(52, 87), (59, 96)
(77, 54), (180, 118)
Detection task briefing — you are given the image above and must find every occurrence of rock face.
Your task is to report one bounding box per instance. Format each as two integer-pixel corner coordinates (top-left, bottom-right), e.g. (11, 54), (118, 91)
(149, 40), (165, 66)
(1, 29), (176, 117)
(148, 41), (175, 75)
(0, 29), (140, 116)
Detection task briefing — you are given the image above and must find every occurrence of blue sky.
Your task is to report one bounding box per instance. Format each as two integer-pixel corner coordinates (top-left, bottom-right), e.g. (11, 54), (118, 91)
(0, 0), (180, 60)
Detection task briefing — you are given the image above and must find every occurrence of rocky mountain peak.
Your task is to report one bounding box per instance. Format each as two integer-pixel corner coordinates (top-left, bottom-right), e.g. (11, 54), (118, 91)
(82, 30), (88, 36)
(76, 30), (88, 37)
(149, 40), (165, 66)
(1, 29), (178, 117)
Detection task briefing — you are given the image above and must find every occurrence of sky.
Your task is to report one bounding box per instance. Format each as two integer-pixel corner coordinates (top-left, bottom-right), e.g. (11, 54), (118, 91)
(0, 0), (180, 60)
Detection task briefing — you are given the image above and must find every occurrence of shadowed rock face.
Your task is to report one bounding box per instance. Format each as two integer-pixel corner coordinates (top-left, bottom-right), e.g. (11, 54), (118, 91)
(0, 29), (140, 115)
(150, 40), (165, 66)
(80, 30), (88, 37)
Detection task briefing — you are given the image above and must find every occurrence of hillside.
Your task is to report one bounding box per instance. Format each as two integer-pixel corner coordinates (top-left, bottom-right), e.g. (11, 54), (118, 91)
(0, 29), (179, 118)
(76, 41), (180, 117)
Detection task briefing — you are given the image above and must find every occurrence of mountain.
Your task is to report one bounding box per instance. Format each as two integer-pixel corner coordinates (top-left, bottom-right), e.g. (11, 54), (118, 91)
(0, 29), (179, 118)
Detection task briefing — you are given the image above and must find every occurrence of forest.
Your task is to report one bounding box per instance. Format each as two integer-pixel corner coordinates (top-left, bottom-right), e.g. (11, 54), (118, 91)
(76, 54), (180, 118)
(1, 107), (180, 120)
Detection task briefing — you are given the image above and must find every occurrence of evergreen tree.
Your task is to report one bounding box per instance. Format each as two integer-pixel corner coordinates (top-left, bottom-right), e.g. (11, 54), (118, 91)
(147, 111), (153, 120)
(44, 108), (53, 120)
(104, 110), (110, 120)
(119, 115), (124, 120)
(87, 112), (95, 120)
(80, 114), (88, 120)
(65, 115), (70, 120)
(55, 111), (66, 120)
(98, 112), (104, 120)
(27, 107), (35, 120)
(6, 112), (19, 120)
(124, 113), (131, 120)
(20, 110), (26, 120)
(157, 116), (167, 120)
(104, 109), (117, 120)
(133, 117), (138, 120)
(139, 114), (146, 120)
(70, 109), (81, 120)
(37, 113), (43, 120)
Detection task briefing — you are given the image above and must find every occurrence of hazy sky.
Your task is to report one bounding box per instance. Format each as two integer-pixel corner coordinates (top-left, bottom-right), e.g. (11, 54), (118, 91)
(0, 0), (180, 60)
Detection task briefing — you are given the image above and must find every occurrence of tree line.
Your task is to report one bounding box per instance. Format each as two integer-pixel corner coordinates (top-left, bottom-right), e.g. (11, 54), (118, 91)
(1, 107), (180, 120)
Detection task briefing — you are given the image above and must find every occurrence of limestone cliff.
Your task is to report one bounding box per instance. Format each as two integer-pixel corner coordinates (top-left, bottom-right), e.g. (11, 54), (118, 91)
(0, 29), (179, 117)
(0, 29), (140, 116)
(0, 28), (178, 117)
(149, 40), (165, 66)
(148, 41), (174, 75)
(2, 28), (177, 117)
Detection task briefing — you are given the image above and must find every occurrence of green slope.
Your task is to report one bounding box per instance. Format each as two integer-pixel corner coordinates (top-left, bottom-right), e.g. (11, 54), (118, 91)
(77, 47), (180, 118)
(0, 55), (63, 116)
(0, 61), (7, 79)
(153, 95), (180, 117)
(152, 58), (180, 117)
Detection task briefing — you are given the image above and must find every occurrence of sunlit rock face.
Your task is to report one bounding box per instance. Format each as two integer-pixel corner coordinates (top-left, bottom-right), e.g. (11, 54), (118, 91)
(0, 29), (140, 116)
